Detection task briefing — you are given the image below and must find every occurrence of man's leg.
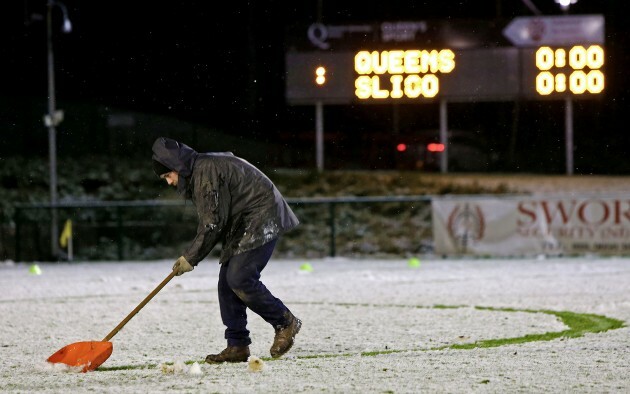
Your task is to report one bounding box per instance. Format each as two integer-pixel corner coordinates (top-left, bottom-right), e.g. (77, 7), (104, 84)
(226, 239), (301, 358)
(225, 239), (290, 326)
(218, 261), (251, 346)
(205, 261), (252, 363)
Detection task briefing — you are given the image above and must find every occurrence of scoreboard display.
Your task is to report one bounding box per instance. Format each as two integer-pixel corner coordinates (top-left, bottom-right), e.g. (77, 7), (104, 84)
(285, 17), (605, 105)
(532, 45), (605, 95)
(353, 49), (455, 100)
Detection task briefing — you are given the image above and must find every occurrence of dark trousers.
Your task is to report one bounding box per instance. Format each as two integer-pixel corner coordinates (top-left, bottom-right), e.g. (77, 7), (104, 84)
(218, 239), (289, 346)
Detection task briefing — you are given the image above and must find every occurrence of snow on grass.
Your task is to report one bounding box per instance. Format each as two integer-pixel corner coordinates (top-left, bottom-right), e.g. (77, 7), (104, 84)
(0, 257), (628, 392)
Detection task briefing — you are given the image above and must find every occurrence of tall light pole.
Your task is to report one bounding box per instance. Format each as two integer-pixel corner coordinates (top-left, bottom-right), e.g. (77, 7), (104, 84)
(556, 0), (577, 175)
(45, 0), (72, 259)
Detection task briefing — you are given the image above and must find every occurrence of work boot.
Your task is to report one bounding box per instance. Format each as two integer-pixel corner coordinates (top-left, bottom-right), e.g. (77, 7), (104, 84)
(270, 312), (302, 358)
(205, 346), (250, 363)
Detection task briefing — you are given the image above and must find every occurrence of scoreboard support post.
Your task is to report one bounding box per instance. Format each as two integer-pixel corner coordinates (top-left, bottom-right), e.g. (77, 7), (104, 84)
(439, 99), (448, 174)
(316, 100), (324, 172)
(565, 97), (574, 175)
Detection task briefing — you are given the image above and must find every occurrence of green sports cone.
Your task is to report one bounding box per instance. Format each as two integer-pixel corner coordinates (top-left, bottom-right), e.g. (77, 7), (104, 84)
(407, 258), (421, 268)
(299, 263), (314, 272)
(29, 264), (42, 275)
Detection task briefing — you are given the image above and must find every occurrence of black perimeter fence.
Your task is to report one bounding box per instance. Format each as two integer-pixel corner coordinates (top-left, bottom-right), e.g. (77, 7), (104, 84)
(8, 196), (434, 262)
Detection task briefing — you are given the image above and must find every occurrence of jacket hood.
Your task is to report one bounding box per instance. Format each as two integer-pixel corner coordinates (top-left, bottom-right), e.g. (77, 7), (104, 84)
(152, 137), (198, 178)
(152, 137), (198, 196)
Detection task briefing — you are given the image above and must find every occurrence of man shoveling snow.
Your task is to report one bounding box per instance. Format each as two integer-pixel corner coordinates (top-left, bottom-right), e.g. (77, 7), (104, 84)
(152, 137), (302, 363)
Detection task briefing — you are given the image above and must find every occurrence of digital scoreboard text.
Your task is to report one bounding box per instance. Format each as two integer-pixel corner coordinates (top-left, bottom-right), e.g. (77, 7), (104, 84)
(286, 45), (605, 104)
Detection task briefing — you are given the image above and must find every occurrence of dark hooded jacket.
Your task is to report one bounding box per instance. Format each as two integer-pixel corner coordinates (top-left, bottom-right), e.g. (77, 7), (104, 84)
(152, 137), (299, 265)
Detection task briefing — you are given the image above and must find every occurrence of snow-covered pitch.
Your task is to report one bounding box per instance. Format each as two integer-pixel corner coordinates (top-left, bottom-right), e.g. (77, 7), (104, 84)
(1, 257), (628, 392)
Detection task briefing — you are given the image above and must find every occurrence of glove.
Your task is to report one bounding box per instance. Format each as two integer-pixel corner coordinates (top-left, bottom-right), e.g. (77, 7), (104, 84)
(173, 256), (194, 276)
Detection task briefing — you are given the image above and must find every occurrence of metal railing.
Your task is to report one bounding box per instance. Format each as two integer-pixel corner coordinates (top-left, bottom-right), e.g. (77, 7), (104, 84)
(13, 196), (434, 262)
(289, 195), (433, 257)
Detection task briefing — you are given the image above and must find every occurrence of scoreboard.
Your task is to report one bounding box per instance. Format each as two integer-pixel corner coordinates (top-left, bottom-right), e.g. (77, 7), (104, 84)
(285, 16), (605, 105)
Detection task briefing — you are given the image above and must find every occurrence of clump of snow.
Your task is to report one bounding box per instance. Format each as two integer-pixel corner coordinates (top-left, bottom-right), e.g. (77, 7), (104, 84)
(188, 362), (202, 375)
(160, 361), (187, 374)
(41, 361), (84, 373)
(247, 356), (265, 372)
(160, 360), (202, 375)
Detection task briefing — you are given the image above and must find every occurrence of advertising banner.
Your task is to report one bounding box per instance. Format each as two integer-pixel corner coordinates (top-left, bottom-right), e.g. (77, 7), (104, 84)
(432, 195), (630, 256)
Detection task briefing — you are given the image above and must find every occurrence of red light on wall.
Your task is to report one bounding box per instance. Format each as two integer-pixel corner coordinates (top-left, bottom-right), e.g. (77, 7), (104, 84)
(396, 143), (407, 152)
(427, 143), (445, 152)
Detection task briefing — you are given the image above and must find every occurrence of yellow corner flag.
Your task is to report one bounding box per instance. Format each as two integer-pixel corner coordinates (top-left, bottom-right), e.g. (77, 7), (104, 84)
(59, 219), (72, 248)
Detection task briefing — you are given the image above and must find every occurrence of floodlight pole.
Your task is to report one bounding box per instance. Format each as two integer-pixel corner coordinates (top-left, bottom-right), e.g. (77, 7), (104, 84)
(45, 0), (72, 259)
(560, 3), (574, 176)
(46, 0), (60, 259)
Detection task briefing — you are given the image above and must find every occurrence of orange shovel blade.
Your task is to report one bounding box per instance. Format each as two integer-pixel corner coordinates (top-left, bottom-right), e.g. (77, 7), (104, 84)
(47, 341), (113, 372)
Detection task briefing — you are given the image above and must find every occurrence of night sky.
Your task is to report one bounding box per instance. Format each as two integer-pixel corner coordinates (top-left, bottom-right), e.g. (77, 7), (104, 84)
(2, 1), (629, 173)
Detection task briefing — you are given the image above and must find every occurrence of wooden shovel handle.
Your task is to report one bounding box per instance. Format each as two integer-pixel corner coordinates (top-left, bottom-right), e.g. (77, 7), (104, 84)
(102, 270), (177, 342)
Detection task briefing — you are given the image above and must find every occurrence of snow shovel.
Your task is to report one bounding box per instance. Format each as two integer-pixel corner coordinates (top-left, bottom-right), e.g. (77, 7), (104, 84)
(47, 269), (177, 372)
